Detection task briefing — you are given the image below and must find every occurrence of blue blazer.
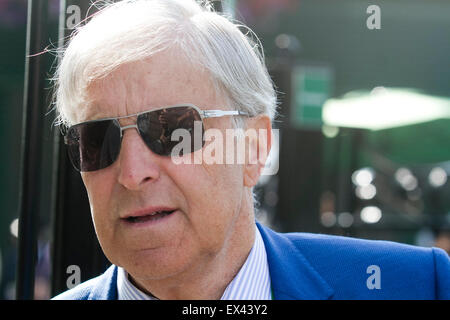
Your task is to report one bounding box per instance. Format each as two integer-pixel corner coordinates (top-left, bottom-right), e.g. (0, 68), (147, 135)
(53, 222), (450, 300)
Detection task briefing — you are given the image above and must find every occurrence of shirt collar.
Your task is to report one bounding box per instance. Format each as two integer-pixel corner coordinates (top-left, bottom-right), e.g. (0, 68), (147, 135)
(117, 224), (272, 300)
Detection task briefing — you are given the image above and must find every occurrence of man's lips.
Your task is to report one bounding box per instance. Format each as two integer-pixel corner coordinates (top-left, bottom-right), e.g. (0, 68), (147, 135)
(121, 207), (177, 223)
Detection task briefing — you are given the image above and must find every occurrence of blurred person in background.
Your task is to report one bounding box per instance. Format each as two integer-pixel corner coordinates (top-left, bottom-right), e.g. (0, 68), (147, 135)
(52, 0), (449, 300)
(435, 230), (450, 255)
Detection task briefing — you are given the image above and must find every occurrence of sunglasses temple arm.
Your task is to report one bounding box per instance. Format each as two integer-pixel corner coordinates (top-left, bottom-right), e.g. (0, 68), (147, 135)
(202, 110), (249, 118)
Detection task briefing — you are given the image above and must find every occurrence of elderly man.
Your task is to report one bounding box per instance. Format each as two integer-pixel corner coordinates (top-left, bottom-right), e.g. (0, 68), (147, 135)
(53, 0), (450, 300)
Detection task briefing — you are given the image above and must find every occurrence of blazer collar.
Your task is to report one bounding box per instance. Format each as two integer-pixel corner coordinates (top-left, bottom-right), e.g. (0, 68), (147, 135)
(88, 264), (118, 300)
(256, 222), (334, 300)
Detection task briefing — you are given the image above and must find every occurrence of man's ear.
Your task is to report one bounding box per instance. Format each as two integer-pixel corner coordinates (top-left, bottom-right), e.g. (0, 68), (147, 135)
(243, 115), (272, 188)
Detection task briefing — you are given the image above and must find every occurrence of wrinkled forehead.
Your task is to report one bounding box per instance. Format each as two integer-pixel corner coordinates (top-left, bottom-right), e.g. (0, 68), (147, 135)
(75, 52), (224, 124)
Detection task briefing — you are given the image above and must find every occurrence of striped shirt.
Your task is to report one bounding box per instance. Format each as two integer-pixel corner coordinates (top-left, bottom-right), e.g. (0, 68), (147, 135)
(117, 225), (272, 300)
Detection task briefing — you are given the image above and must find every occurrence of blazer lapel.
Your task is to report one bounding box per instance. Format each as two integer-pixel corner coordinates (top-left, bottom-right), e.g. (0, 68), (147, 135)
(257, 222), (334, 300)
(87, 265), (118, 300)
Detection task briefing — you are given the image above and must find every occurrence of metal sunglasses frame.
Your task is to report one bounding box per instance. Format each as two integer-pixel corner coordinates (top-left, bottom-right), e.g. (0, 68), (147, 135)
(63, 103), (250, 141)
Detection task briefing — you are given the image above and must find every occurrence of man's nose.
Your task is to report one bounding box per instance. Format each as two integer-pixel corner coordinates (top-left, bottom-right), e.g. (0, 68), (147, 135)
(116, 129), (161, 190)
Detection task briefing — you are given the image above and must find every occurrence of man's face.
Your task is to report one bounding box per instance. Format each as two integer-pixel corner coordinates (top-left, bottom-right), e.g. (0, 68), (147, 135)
(78, 51), (253, 282)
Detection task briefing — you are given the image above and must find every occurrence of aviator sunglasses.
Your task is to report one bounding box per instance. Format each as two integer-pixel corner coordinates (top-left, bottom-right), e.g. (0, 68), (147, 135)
(63, 104), (249, 172)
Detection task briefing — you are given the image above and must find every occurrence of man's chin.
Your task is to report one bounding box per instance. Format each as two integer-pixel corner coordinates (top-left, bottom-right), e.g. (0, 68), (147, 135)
(118, 249), (192, 282)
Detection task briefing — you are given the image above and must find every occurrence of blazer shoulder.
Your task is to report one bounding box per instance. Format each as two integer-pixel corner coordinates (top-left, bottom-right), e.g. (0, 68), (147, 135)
(284, 231), (432, 254)
(283, 231), (448, 299)
(257, 223), (449, 299)
(52, 276), (101, 300)
(52, 265), (117, 300)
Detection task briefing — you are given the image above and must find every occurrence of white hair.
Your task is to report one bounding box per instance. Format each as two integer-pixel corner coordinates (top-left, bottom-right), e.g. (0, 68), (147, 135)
(53, 0), (277, 127)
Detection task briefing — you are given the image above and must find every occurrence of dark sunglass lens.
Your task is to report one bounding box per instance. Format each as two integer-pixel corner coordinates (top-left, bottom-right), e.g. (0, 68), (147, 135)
(66, 120), (121, 171)
(137, 106), (204, 156)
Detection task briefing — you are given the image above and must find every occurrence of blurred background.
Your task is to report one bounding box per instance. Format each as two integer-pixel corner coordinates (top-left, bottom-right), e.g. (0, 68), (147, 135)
(0, 0), (449, 300)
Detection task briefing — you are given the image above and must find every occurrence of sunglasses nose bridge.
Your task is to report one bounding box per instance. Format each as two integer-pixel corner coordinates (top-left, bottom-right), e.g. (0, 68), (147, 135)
(119, 124), (139, 137)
